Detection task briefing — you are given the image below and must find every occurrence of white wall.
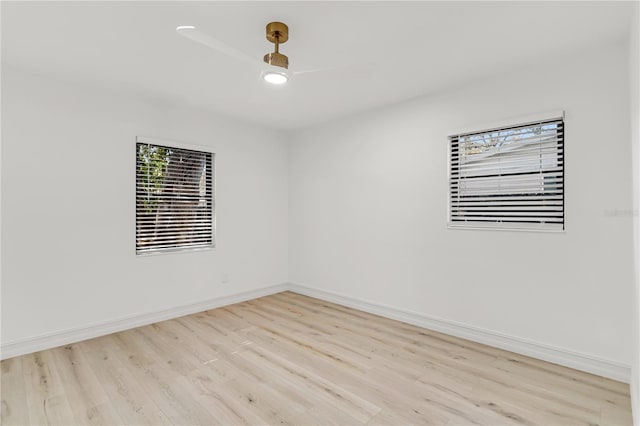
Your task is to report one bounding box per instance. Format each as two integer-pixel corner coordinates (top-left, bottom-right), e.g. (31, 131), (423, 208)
(1, 66), (288, 345)
(629, 1), (640, 422)
(289, 42), (634, 368)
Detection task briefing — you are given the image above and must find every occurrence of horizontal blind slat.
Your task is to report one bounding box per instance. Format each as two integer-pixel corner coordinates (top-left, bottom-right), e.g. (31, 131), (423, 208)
(450, 216), (564, 222)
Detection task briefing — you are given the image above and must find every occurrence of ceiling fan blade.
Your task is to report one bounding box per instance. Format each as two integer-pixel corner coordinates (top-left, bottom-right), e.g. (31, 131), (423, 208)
(176, 26), (260, 67)
(292, 63), (375, 81)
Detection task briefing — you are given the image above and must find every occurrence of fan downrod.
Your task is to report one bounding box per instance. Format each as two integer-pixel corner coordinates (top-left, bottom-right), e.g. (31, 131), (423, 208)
(264, 22), (289, 69)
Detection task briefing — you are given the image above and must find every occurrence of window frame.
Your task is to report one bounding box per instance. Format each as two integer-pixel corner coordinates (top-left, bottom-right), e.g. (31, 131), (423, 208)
(447, 111), (565, 232)
(135, 136), (216, 256)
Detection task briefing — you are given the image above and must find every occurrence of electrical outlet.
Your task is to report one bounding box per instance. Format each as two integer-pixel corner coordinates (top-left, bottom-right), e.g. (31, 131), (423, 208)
(221, 273), (230, 284)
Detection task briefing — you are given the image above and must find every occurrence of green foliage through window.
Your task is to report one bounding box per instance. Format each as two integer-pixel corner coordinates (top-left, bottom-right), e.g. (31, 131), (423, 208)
(137, 144), (169, 214)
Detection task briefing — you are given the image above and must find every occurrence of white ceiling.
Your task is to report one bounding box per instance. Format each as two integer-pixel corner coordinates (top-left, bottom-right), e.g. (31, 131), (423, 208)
(2, 1), (633, 130)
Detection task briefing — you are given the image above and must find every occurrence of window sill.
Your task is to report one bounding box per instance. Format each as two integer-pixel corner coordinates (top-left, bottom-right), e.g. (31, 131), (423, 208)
(136, 245), (216, 257)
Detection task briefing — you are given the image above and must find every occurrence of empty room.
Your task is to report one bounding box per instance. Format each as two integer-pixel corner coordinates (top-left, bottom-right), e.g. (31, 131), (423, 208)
(2, 1), (640, 425)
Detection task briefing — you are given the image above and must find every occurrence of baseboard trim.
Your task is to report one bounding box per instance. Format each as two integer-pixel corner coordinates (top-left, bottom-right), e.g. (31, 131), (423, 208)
(2, 282), (632, 384)
(287, 283), (632, 383)
(0, 283), (289, 360)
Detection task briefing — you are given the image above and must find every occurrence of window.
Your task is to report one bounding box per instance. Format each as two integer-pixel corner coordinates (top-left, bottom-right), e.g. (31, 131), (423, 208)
(448, 114), (564, 231)
(136, 137), (214, 254)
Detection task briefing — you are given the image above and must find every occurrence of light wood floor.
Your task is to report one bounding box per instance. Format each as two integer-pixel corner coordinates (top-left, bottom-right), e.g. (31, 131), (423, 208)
(1, 291), (633, 425)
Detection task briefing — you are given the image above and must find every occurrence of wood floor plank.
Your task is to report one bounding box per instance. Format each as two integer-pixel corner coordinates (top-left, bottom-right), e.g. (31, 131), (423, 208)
(291, 401), (365, 426)
(0, 357), (30, 425)
(114, 330), (232, 425)
(80, 340), (172, 425)
(237, 345), (381, 423)
(20, 351), (76, 425)
(49, 344), (123, 425)
(1, 291), (633, 425)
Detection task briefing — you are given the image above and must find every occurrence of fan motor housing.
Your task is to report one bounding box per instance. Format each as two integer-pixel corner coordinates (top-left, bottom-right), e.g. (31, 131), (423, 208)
(264, 52), (289, 69)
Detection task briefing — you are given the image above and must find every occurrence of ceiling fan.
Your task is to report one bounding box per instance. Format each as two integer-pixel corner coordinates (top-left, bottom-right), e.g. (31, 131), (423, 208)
(176, 22), (365, 85)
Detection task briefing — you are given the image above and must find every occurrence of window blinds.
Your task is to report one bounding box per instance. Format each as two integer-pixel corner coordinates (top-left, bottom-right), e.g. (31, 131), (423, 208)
(449, 117), (564, 231)
(136, 141), (214, 254)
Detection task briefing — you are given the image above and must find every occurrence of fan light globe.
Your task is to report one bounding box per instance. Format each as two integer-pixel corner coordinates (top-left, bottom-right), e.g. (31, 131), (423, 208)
(263, 71), (288, 85)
